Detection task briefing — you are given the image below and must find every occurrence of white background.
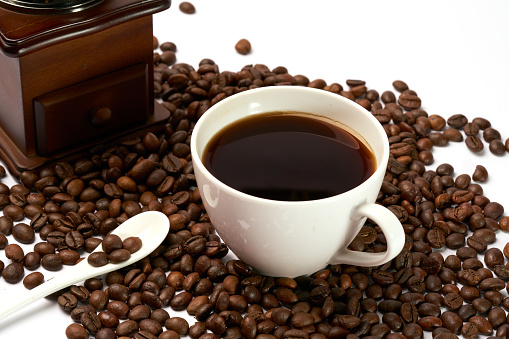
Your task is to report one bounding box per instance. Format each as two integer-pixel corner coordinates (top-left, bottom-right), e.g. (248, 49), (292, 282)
(1, 0), (509, 337)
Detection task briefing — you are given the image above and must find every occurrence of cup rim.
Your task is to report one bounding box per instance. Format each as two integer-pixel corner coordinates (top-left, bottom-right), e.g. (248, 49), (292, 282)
(190, 86), (389, 205)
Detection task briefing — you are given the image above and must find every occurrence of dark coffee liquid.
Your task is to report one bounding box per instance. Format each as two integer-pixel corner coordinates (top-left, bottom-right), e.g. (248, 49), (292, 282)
(202, 112), (376, 201)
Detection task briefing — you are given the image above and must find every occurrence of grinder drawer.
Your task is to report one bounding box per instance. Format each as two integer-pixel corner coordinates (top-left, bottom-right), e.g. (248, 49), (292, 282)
(34, 63), (149, 155)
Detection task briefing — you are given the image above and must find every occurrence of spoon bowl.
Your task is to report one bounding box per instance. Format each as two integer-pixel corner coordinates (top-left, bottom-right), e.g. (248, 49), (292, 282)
(0, 211), (169, 322)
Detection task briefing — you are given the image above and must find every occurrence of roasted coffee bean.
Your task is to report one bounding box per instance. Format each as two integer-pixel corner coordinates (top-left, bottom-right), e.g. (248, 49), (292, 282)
(400, 302), (418, 323)
(71, 305), (96, 323)
(274, 287), (299, 306)
(371, 270), (394, 286)
(471, 117), (491, 129)
(458, 269), (481, 286)
(68, 285), (90, 302)
(462, 122), (479, 137)
(5, 243), (24, 263)
(88, 252), (109, 267)
(484, 201), (504, 219)
(493, 265), (509, 280)
(382, 312), (403, 331)
(484, 248), (504, 269)
(465, 136), (484, 152)
(205, 313), (227, 335)
(105, 284), (128, 304)
(0, 215), (13, 235)
(127, 304), (150, 322)
(138, 320), (162, 337)
(84, 278), (103, 292)
(469, 315), (493, 335)
(290, 312), (315, 328)
(88, 290), (108, 311)
(85, 237), (102, 252)
(446, 114), (467, 128)
(270, 307), (291, 326)
(454, 173), (471, 189)
(184, 235), (207, 254)
(107, 300), (130, 319)
(2, 262), (24, 284)
(488, 306), (506, 329)
(489, 139), (506, 154)
(165, 316), (189, 335)
(102, 234), (123, 254)
(22, 271), (44, 289)
(466, 235), (487, 252)
(41, 253), (63, 271)
(47, 231), (66, 249)
(159, 51), (176, 67)
(34, 232), (56, 250)
(472, 165), (488, 182)
(379, 90), (395, 104)
(109, 249), (131, 263)
(65, 323), (89, 339)
(123, 236), (142, 253)
(140, 291), (161, 309)
(23, 251), (41, 270)
(472, 297), (492, 313)
(426, 228), (446, 249)
(116, 319), (139, 337)
(479, 277), (505, 291)
(8, 186), (28, 198)
(65, 231), (85, 250)
(58, 292), (79, 312)
(160, 41), (177, 53)
(392, 80), (409, 92)
(81, 311), (102, 334)
(440, 311), (462, 334)
(179, 1), (195, 14)
(398, 93), (421, 110)
(12, 223), (35, 244)
(485, 290), (503, 306)
(483, 127), (501, 142)
(443, 292), (463, 310)
(59, 249), (81, 265)
(417, 315), (442, 331)
(3, 204), (25, 221)
(30, 212), (48, 232)
(188, 322), (207, 339)
(416, 302), (440, 318)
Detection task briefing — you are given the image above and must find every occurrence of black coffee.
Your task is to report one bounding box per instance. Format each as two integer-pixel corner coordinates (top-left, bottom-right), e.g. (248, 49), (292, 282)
(202, 112), (376, 201)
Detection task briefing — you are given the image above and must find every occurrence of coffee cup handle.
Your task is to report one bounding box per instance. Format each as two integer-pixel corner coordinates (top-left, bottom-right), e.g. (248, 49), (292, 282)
(329, 203), (405, 267)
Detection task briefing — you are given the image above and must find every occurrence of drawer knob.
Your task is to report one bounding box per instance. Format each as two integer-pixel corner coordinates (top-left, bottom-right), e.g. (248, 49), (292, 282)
(91, 107), (112, 127)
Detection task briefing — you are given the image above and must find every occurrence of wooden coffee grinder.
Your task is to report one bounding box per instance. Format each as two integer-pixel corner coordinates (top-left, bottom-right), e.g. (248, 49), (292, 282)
(0, 0), (171, 177)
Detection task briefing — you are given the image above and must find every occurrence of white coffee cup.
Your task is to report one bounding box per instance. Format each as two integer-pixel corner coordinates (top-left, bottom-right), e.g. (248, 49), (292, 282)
(191, 86), (405, 278)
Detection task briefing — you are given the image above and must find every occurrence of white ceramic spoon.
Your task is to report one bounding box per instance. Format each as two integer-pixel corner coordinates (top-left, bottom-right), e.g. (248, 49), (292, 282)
(0, 210), (169, 322)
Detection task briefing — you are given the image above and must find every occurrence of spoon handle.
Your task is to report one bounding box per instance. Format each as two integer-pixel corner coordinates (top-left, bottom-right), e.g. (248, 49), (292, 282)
(0, 262), (86, 322)
(0, 211), (169, 322)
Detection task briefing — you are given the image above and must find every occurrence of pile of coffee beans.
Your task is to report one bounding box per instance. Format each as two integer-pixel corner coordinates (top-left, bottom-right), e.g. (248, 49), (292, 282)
(0, 37), (508, 339)
(62, 47), (505, 339)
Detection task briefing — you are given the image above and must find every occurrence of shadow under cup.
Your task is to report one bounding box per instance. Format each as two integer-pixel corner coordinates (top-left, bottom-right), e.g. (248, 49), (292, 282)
(191, 86), (403, 278)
